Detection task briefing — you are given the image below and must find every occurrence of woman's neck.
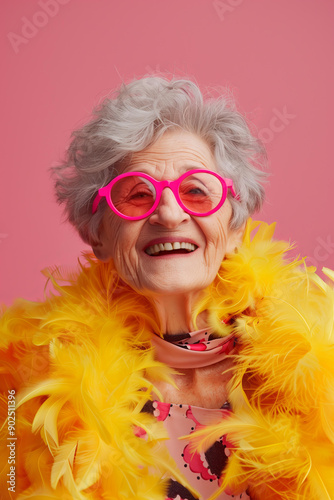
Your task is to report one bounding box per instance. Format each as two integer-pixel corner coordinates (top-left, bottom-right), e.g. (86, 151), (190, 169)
(148, 291), (208, 335)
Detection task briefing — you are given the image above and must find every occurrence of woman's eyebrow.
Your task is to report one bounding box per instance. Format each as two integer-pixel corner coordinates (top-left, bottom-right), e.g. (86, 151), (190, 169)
(181, 164), (208, 171)
(125, 164), (208, 175)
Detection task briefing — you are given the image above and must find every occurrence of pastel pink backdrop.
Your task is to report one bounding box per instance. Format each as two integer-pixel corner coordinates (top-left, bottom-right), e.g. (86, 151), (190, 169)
(1, 0), (333, 304)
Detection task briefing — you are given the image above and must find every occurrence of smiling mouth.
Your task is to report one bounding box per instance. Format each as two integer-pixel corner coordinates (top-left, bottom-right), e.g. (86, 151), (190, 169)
(145, 241), (197, 256)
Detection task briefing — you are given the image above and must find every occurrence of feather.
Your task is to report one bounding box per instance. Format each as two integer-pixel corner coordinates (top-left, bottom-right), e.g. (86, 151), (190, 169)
(32, 395), (67, 447)
(145, 443), (200, 499)
(323, 267), (334, 282)
(14, 487), (75, 499)
(50, 441), (77, 489)
(194, 219), (303, 334)
(183, 422), (225, 455)
(1, 219), (334, 499)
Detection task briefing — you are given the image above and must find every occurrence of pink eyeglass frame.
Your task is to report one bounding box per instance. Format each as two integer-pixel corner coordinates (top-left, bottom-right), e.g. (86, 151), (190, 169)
(92, 169), (238, 220)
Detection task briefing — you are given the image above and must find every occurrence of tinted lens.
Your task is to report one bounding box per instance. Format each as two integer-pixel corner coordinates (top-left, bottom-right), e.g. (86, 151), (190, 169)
(179, 172), (223, 214)
(110, 175), (156, 217)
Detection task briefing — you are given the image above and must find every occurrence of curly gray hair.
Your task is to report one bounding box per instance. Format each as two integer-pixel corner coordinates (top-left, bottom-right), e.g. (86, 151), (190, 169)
(52, 77), (267, 245)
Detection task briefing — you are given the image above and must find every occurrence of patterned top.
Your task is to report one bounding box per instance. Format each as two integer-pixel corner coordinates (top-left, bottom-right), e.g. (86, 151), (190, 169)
(142, 328), (251, 500)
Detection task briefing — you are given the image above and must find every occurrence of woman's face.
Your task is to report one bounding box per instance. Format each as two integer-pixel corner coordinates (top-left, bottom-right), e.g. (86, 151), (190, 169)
(93, 130), (244, 297)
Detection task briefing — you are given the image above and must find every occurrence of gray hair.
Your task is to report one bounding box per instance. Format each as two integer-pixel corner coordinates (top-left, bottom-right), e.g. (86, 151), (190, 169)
(52, 77), (267, 245)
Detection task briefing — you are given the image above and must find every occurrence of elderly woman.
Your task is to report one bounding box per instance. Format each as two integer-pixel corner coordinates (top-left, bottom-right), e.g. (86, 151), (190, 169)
(1, 77), (334, 500)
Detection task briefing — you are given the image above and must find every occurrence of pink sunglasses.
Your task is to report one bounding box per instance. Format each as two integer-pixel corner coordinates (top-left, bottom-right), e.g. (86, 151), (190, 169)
(92, 169), (238, 220)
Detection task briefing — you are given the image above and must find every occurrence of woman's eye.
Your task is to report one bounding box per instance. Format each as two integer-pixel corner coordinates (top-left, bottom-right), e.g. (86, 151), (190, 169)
(182, 184), (208, 196)
(129, 190), (152, 199)
(187, 187), (206, 195)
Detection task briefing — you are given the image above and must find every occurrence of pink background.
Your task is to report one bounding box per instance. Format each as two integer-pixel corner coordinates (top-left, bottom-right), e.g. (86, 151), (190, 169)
(1, 0), (333, 305)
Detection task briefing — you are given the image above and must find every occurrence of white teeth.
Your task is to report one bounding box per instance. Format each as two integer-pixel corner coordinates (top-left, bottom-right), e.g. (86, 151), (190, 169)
(145, 241), (197, 256)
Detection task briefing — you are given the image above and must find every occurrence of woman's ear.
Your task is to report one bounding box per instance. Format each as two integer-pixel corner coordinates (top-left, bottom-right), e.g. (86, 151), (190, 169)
(91, 210), (115, 262)
(92, 240), (113, 262)
(92, 243), (106, 261)
(225, 221), (246, 255)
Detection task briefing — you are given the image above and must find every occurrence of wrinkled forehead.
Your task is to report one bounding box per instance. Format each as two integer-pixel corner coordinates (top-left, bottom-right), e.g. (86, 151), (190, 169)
(121, 130), (217, 175)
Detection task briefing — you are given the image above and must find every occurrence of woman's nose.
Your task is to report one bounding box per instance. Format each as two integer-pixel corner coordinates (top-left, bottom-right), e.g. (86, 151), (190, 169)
(149, 188), (190, 228)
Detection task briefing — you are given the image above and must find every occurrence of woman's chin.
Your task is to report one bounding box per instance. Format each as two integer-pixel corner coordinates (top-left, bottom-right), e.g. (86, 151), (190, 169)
(133, 274), (210, 298)
(130, 250), (217, 297)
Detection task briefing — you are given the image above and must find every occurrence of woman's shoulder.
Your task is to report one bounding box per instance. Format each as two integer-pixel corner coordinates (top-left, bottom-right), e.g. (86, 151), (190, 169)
(199, 223), (334, 499)
(0, 260), (179, 499)
(0, 254), (154, 396)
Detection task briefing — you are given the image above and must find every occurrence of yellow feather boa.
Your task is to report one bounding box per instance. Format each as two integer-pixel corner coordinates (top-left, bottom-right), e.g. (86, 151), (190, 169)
(1, 220), (334, 499)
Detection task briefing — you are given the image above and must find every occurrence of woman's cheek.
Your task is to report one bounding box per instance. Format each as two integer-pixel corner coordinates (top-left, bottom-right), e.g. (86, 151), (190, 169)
(112, 240), (140, 286)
